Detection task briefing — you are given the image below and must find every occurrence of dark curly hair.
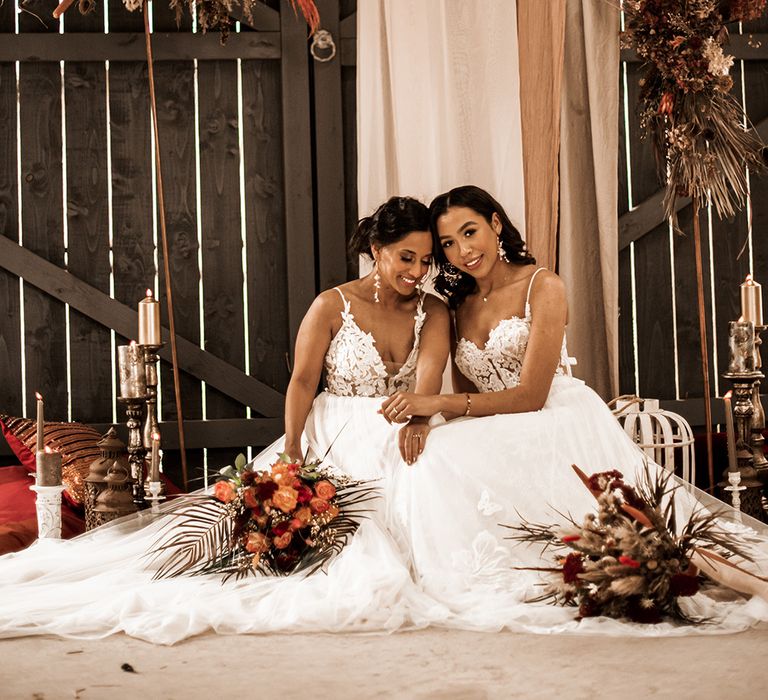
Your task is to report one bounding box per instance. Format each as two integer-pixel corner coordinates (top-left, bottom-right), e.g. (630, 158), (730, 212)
(428, 185), (535, 308)
(349, 196), (430, 259)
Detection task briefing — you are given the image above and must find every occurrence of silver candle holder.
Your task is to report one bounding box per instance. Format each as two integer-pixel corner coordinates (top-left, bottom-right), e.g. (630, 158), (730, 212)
(118, 396), (147, 507)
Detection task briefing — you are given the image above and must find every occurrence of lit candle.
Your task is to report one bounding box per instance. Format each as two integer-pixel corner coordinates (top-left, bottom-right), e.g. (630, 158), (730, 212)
(150, 431), (161, 482)
(35, 392), (44, 454)
(117, 341), (147, 399)
(741, 274), (763, 326)
(138, 289), (162, 346)
(36, 446), (62, 486)
(728, 321), (755, 374)
(723, 391), (737, 473)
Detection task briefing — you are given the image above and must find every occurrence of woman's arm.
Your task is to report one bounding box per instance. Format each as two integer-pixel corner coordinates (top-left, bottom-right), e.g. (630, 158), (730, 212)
(396, 295), (450, 464)
(382, 271), (568, 420)
(283, 292), (337, 462)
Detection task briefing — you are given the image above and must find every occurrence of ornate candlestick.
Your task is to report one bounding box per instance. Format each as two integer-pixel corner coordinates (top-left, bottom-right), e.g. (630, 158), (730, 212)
(30, 484), (66, 538)
(721, 371), (766, 522)
(750, 325), (768, 477)
(141, 343), (163, 452)
(118, 396), (147, 507)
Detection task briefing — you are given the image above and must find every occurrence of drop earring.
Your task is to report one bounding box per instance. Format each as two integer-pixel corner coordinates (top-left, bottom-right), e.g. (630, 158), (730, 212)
(373, 265), (381, 303)
(497, 235), (510, 263)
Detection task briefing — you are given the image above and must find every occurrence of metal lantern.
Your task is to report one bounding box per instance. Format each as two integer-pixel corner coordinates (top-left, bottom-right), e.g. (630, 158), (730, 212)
(85, 427), (135, 529)
(613, 397), (696, 484)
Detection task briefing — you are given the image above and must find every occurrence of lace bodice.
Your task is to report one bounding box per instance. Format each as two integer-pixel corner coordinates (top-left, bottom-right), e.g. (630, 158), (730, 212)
(324, 288), (426, 397)
(454, 269), (571, 393)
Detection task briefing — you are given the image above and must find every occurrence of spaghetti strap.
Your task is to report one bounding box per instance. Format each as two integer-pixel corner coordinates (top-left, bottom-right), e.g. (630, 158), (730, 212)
(525, 267), (547, 308)
(333, 286), (351, 314)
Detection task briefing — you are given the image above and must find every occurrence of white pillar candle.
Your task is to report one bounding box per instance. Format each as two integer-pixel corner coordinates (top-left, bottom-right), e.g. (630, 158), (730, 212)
(723, 391), (737, 473)
(35, 392), (44, 454)
(138, 289), (162, 346)
(741, 274), (763, 326)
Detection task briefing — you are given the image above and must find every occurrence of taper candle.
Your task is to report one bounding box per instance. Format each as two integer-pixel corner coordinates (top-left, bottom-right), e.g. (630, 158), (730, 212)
(35, 392), (44, 454)
(36, 446), (62, 486)
(741, 274), (763, 326)
(138, 289), (161, 346)
(117, 341), (147, 399)
(150, 431), (161, 482)
(723, 391), (737, 473)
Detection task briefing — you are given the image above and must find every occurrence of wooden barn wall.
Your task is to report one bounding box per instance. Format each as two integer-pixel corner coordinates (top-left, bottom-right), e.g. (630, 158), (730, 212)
(0, 0), (358, 487)
(619, 17), (768, 426)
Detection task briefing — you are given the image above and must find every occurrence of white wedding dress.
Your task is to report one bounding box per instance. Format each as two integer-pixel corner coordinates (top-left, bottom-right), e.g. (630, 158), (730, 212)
(1, 281), (767, 644)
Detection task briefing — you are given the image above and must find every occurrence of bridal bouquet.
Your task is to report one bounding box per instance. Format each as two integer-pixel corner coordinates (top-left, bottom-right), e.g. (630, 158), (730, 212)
(149, 452), (377, 581)
(505, 465), (759, 624)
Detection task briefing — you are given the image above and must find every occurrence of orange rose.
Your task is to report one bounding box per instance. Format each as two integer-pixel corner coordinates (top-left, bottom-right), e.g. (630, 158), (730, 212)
(272, 486), (299, 514)
(243, 487), (259, 509)
(245, 531), (269, 555)
(271, 461), (299, 483)
(294, 506), (312, 526)
(310, 497), (329, 515)
(213, 480), (236, 504)
(314, 480), (336, 500)
(325, 504), (340, 521)
(289, 517), (303, 531)
(273, 531), (293, 549)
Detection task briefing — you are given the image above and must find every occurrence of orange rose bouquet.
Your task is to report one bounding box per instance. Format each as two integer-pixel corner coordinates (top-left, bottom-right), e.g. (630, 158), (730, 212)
(149, 452), (377, 580)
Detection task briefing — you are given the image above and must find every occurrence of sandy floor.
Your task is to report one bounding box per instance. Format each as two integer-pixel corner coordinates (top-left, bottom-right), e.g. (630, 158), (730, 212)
(2, 627), (768, 699)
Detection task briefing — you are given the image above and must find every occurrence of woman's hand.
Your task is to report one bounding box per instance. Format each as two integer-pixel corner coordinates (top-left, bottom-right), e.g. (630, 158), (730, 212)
(283, 440), (304, 464)
(379, 391), (439, 424)
(398, 419), (430, 465)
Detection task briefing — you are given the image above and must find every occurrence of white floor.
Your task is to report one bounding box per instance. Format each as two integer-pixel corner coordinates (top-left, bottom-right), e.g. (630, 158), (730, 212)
(2, 627), (767, 699)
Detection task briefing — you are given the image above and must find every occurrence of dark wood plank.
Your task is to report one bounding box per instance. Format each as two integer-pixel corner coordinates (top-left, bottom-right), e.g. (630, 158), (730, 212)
(196, 59), (247, 471)
(0, 3), (22, 415)
(618, 248), (635, 395)
(63, 59), (112, 423)
(151, 2), (204, 484)
(242, 59), (290, 394)
(342, 63), (358, 279)
(0, 234), (285, 414)
(18, 7), (68, 421)
(625, 61), (660, 206)
(313, 0), (347, 291)
(633, 222), (676, 400)
(0, 31), (282, 61)
(673, 204), (716, 399)
(281, 4), (316, 352)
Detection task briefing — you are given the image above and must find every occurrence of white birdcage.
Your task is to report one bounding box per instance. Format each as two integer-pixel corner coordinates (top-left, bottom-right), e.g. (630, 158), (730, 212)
(612, 397), (696, 484)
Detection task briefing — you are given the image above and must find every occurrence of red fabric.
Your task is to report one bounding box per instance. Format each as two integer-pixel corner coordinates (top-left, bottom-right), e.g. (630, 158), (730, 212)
(0, 419), (36, 472)
(0, 465), (85, 555)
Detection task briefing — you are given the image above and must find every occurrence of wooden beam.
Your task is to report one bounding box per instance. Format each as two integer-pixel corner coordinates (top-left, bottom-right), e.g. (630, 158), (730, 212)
(0, 32), (280, 62)
(341, 37), (355, 66)
(619, 114), (768, 251)
(622, 33), (768, 62)
(314, 0), (348, 291)
(281, 6), (317, 352)
(227, 0), (280, 32)
(619, 190), (691, 250)
(0, 235), (285, 417)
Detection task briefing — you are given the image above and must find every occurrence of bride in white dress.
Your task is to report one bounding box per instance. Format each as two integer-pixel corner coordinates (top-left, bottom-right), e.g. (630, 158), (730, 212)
(0, 191), (767, 644)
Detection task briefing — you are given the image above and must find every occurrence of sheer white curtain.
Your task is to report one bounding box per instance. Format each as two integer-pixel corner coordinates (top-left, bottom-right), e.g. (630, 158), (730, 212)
(357, 0), (525, 230)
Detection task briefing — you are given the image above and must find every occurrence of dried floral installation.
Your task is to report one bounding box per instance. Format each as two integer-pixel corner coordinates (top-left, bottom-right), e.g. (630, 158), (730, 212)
(504, 464), (761, 624)
(621, 0), (767, 221)
(147, 452), (379, 581)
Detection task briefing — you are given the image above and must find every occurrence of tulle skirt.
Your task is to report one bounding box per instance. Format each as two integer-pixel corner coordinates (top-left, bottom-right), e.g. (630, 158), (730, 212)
(1, 377), (767, 644)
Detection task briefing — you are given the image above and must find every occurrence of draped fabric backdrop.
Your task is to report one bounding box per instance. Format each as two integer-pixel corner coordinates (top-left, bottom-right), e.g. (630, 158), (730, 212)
(357, 0), (619, 397)
(357, 0), (525, 230)
(558, 1), (620, 399)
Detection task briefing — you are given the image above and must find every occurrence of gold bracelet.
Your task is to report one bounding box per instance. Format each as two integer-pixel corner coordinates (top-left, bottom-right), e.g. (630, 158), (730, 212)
(464, 392), (471, 416)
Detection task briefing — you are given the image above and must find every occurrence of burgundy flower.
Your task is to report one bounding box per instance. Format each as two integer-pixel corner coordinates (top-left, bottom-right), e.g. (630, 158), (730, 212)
(562, 552), (584, 584)
(271, 520), (291, 537)
(296, 484), (313, 504)
(254, 480), (279, 501)
(626, 597), (663, 624)
(578, 597), (600, 618)
(670, 573), (700, 597)
(240, 470), (257, 486)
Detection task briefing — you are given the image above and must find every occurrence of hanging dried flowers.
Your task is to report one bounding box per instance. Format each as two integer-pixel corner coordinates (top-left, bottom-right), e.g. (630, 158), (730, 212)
(621, 0), (767, 221)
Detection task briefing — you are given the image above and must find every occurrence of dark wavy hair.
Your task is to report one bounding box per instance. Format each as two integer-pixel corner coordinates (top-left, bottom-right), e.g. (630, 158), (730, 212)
(349, 196), (430, 259)
(428, 185), (535, 308)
